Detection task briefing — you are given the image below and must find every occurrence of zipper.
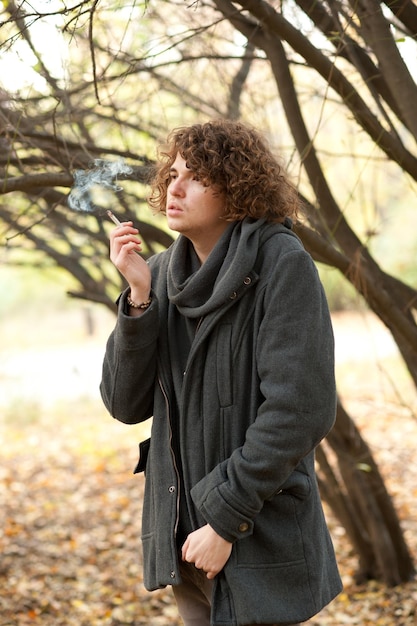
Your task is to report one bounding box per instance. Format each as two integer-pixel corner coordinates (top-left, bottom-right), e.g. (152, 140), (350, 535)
(158, 374), (181, 539)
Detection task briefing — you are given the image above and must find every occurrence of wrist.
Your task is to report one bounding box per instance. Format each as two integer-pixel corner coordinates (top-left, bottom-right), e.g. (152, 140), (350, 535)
(127, 289), (152, 310)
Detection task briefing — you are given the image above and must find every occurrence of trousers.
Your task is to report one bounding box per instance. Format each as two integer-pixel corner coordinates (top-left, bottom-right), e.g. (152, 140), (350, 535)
(172, 560), (301, 626)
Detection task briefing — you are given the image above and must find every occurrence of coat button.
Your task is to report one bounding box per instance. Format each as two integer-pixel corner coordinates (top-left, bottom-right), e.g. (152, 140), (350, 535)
(230, 291), (237, 300)
(238, 522), (249, 533)
(243, 276), (251, 285)
(170, 571), (176, 579)
(168, 485), (176, 493)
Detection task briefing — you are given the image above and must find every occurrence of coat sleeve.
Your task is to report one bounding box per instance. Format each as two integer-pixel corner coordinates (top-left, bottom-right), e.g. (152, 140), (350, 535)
(100, 290), (159, 424)
(191, 246), (337, 542)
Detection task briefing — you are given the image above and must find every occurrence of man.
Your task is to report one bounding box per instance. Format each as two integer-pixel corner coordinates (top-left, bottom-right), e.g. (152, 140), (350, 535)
(100, 119), (342, 626)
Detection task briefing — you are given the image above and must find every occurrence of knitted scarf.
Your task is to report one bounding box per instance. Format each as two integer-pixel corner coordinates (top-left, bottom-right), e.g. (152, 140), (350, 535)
(167, 218), (273, 318)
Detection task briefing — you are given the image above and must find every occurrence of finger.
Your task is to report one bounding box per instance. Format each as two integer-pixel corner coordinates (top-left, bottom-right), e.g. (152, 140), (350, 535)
(114, 233), (141, 248)
(109, 224), (137, 239)
(111, 236), (142, 258)
(181, 539), (190, 562)
(111, 242), (140, 264)
(122, 241), (143, 254)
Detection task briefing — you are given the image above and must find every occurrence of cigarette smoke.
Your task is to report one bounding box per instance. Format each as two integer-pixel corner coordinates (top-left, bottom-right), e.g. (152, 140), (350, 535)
(68, 158), (133, 213)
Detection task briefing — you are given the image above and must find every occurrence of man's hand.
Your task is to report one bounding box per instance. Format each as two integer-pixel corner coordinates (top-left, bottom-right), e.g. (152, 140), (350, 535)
(109, 222), (151, 313)
(181, 524), (233, 579)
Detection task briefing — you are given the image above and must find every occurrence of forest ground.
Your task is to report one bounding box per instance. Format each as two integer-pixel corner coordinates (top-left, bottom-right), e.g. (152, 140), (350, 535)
(1, 307), (416, 625)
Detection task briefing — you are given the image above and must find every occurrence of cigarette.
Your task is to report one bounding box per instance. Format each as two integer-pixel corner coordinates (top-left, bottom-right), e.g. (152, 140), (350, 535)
(106, 210), (122, 226)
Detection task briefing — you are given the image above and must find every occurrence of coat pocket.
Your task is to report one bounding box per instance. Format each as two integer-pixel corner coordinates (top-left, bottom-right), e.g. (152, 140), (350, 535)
(272, 469), (311, 500)
(133, 437), (151, 474)
(235, 491), (306, 566)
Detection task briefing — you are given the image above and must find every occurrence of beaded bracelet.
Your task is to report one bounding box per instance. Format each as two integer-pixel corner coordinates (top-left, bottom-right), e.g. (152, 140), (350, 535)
(126, 294), (152, 309)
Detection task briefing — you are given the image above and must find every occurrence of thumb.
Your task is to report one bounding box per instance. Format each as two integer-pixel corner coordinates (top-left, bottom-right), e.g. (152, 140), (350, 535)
(181, 537), (190, 561)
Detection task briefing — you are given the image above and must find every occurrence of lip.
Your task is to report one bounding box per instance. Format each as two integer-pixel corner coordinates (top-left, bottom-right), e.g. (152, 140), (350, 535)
(167, 203), (183, 215)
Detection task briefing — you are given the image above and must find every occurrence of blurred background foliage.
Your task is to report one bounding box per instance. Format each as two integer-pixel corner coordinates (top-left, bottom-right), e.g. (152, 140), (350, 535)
(1, 0), (417, 586)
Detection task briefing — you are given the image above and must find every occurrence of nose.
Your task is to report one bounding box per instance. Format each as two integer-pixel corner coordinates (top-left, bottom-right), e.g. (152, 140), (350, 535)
(169, 176), (185, 197)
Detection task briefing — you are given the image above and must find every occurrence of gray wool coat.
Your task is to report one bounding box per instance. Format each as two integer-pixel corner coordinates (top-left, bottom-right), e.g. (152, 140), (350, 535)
(100, 219), (342, 626)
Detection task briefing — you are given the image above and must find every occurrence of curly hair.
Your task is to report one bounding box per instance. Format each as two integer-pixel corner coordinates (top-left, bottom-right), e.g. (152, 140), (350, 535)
(147, 119), (300, 223)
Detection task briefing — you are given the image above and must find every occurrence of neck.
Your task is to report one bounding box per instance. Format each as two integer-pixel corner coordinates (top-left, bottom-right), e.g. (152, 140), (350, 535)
(191, 242), (212, 265)
(187, 223), (232, 264)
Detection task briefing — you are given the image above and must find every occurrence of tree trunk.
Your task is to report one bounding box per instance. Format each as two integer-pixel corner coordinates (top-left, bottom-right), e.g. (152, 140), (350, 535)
(317, 399), (415, 585)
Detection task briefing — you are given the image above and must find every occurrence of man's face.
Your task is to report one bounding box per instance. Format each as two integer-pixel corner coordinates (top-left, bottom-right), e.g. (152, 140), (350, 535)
(166, 153), (229, 256)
